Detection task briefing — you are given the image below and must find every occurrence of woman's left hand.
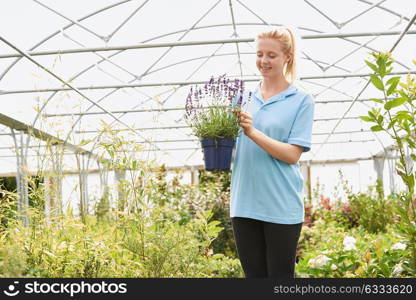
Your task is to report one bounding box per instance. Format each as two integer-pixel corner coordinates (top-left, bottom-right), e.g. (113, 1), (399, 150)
(234, 110), (255, 137)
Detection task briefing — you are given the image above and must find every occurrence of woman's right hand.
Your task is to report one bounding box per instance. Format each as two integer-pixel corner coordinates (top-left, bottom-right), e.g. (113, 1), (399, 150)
(233, 110), (255, 137)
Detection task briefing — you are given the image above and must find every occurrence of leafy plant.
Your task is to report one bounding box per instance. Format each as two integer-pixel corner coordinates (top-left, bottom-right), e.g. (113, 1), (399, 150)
(296, 220), (412, 278)
(360, 52), (416, 275)
(184, 74), (251, 139)
(0, 203), (242, 278)
(348, 180), (395, 233)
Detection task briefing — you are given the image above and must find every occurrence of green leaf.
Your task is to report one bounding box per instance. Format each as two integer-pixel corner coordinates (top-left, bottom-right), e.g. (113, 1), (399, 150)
(371, 125), (383, 131)
(378, 58), (387, 77)
(79, 139), (91, 146)
(404, 173), (415, 189)
(359, 116), (373, 122)
(386, 76), (400, 86)
(406, 138), (416, 148)
(377, 115), (383, 124)
(384, 97), (406, 110)
(365, 60), (379, 73)
(396, 110), (411, 115)
(403, 120), (410, 132)
(370, 74), (384, 91)
(386, 76), (400, 95)
(370, 98), (384, 104)
(387, 119), (397, 129)
(375, 241), (384, 259)
(208, 220), (221, 227)
(398, 90), (411, 102)
(395, 111), (413, 122)
(368, 110), (376, 119)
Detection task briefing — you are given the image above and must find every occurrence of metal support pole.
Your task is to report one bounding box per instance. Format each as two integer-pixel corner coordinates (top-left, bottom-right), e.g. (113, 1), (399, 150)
(191, 168), (195, 185)
(387, 149), (398, 194)
(11, 129), (29, 226)
(300, 162), (312, 205)
(1, 30), (416, 59)
(373, 156), (385, 185)
(45, 144), (64, 218)
(307, 163), (312, 204)
(76, 152), (89, 222)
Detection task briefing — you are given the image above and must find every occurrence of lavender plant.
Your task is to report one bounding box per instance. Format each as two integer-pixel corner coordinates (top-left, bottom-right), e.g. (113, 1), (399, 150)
(185, 74), (251, 140)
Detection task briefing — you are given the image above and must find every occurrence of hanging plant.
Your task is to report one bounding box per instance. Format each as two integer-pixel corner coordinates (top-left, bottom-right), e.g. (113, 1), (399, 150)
(184, 74), (252, 171)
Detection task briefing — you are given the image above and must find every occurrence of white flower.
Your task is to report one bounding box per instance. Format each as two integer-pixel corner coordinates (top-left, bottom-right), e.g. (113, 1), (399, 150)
(331, 264), (338, 271)
(308, 255), (331, 268)
(343, 236), (357, 251)
(92, 241), (105, 249)
(391, 242), (406, 251)
(58, 241), (67, 249)
(392, 263), (404, 276)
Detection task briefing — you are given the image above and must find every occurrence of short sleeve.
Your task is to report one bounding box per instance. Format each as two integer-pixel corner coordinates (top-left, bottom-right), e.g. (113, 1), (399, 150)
(287, 95), (315, 152)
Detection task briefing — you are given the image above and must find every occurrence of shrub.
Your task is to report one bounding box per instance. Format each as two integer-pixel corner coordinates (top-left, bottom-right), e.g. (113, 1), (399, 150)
(0, 206), (242, 278)
(348, 180), (396, 233)
(296, 220), (412, 278)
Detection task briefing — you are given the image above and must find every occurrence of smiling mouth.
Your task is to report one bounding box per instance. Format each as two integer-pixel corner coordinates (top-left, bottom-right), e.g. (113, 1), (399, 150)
(261, 66), (271, 71)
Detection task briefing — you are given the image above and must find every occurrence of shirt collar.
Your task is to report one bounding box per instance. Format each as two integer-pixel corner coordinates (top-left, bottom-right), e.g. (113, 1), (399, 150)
(254, 82), (297, 105)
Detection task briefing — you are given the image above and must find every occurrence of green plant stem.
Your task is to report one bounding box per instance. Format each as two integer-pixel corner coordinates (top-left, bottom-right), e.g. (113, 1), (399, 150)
(383, 90), (416, 226)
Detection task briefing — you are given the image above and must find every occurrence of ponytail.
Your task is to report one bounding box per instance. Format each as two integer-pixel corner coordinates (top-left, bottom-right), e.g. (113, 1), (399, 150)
(284, 27), (297, 83)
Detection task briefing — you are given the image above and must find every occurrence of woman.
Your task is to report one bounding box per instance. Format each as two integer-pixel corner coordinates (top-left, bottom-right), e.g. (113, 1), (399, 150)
(231, 27), (315, 279)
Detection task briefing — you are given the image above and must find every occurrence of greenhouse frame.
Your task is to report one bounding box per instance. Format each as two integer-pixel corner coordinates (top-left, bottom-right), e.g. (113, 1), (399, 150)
(0, 0), (415, 279)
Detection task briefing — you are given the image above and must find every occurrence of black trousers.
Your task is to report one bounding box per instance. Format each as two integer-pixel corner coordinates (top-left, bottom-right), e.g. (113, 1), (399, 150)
(231, 217), (303, 278)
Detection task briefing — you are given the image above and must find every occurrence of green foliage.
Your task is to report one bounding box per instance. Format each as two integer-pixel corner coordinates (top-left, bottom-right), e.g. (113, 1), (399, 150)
(0, 147), (242, 278)
(0, 206), (242, 278)
(197, 170), (236, 257)
(305, 171), (358, 229)
(6, 105), (416, 278)
(297, 173), (412, 278)
(193, 106), (240, 139)
(184, 75), (247, 140)
(0, 188), (17, 232)
(0, 231), (27, 277)
(296, 220), (412, 278)
(145, 168), (237, 258)
(199, 169), (231, 192)
(361, 52), (416, 275)
(348, 180), (396, 233)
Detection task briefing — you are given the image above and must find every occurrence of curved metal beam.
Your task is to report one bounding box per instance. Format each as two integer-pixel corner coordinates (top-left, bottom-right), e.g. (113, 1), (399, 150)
(1, 2), (413, 167)
(25, 20), (414, 155)
(311, 12), (416, 161)
(3, 70), (416, 95)
(0, 0), (133, 81)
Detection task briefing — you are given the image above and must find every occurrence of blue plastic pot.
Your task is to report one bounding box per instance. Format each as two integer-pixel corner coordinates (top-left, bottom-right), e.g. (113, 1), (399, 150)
(200, 138), (236, 171)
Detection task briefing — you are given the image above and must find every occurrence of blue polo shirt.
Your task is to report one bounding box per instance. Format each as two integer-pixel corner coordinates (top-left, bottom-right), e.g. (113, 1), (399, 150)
(230, 83), (315, 224)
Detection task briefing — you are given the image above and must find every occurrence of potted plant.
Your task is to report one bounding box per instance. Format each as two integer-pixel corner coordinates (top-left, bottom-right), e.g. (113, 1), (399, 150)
(185, 74), (251, 171)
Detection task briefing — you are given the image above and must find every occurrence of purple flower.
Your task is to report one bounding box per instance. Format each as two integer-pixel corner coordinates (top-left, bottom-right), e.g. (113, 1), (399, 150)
(237, 94), (243, 106)
(184, 75), (252, 129)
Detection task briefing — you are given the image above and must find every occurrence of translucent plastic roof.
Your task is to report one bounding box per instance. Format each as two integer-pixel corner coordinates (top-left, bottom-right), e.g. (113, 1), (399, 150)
(0, 0), (415, 171)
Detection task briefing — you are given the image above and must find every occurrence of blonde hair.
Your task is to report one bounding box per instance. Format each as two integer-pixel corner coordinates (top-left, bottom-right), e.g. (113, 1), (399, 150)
(255, 27), (297, 83)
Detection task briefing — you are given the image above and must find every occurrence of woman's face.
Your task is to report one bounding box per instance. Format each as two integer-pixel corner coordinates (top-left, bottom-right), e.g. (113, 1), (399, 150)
(256, 38), (290, 79)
